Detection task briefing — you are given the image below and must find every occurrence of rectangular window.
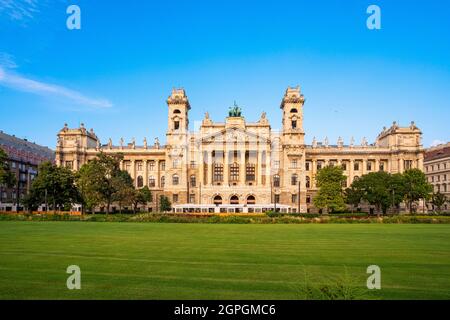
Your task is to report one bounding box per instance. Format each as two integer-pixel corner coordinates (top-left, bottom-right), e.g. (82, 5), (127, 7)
(213, 163), (223, 182)
(160, 161), (165, 171)
(379, 162), (385, 171)
(148, 161), (155, 171)
(174, 121), (180, 130)
(65, 161), (73, 169)
(291, 159), (297, 169)
(291, 120), (297, 129)
(367, 161), (372, 171)
(136, 161), (143, 171)
(354, 162), (359, 171)
(291, 194), (298, 203)
(404, 160), (413, 170)
(246, 163), (256, 181)
(172, 159), (179, 169)
(230, 163), (239, 181)
(173, 194), (178, 203)
(317, 161), (323, 170)
(305, 162), (310, 171)
(190, 161), (196, 168)
(341, 162), (347, 171)
(189, 194), (195, 204)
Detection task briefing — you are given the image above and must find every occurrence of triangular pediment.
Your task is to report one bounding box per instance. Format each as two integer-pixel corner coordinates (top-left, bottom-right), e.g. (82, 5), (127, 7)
(198, 127), (270, 145)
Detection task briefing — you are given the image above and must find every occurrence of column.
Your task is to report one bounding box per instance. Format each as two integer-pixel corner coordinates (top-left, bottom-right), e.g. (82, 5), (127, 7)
(131, 159), (136, 182)
(399, 158), (404, 173)
(223, 147), (229, 186)
(143, 159), (148, 186)
(312, 159), (317, 188)
(257, 149), (262, 185)
(157, 160), (161, 188)
(207, 151), (212, 186)
(199, 150), (204, 187)
(375, 158), (380, 172)
(349, 159), (354, 184)
(240, 149), (246, 184)
(362, 159), (367, 175)
(120, 160), (124, 171)
(265, 147), (270, 186)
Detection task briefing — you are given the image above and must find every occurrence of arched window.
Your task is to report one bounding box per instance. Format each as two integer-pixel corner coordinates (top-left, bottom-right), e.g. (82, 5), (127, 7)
(230, 195), (239, 204)
(291, 174), (298, 186)
(161, 176), (165, 188)
(190, 175), (196, 187)
(290, 108), (298, 113)
(173, 109), (181, 114)
(230, 162), (239, 181)
(137, 176), (143, 188)
(246, 195), (256, 205)
(213, 195), (222, 205)
(172, 174), (179, 185)
(149, 176), (156, 188)
(273, 174), (280, 187)
(306, 176), (310, 188)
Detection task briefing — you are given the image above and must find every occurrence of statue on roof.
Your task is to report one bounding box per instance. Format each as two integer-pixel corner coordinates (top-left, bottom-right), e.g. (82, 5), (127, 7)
(228, 101), (242, 117)
(143, 137), (148, 149)
(108, 138), (112, 149)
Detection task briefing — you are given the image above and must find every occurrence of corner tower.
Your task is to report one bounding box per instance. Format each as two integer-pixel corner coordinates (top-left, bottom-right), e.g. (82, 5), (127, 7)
(280, 86), (305, 145)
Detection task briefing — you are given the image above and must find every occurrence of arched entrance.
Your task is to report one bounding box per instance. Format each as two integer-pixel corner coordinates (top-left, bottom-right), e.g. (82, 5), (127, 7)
(213, 195), (222, 205)
(246, 195), (256, 205)
(230, 195), (239, 204)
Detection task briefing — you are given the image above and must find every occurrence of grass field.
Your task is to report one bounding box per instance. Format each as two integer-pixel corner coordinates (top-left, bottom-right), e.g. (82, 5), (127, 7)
(0, 221), (449, 299)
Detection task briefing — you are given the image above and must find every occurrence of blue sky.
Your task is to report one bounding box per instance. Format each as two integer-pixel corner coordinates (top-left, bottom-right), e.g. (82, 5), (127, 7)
(0, 0), (449, 149)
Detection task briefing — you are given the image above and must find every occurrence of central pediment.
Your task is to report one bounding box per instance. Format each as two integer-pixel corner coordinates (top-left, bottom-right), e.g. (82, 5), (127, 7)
(198, 127), (270, 145)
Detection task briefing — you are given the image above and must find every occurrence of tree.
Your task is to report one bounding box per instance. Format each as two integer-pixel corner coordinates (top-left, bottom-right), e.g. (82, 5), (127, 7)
(401, 169), (433, 214)
(131, 186), (152, 214)
(159, 195), (172, 213)
(0, 148), (17, 201)
(351, 171), (393, 215)
(23, 161), (79, 212)
(111, 170), (134, 213)
(313, 165), (347, 213)
(431, 192), (447, 213)
(76, 152), (124, 214)
(344, 187), (363, 214)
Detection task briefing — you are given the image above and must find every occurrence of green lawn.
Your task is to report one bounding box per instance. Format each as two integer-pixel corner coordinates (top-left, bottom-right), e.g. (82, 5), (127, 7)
(0, 221), (449, 299)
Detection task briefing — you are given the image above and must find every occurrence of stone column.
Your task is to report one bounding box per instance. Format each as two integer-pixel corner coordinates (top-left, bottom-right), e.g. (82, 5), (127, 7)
(156, 160), (160, 188)
(399, 158), (404, 173)
(265, 147), (270, 186)
(349, 159), (354, 184)
(207, 151), (212, 186)
(257, 148), (262, 185)
(143, 159), (148, 186)
(240, 149), (246, 185)
(362, 159), (367, 175)
(375, 158), (380, 172)
(131, 159), (136, 187)
(312, 159), (317, 188)
(199, 150), (204, 187)
(223, 147), (229, 185)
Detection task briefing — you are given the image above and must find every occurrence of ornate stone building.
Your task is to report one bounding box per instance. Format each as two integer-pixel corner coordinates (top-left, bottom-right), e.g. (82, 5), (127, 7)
(56, 87), (425, 213)
(425, 142), (450, 211)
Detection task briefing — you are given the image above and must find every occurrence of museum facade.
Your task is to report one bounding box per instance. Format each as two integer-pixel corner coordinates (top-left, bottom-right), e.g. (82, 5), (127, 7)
(55, 87), (425, 213)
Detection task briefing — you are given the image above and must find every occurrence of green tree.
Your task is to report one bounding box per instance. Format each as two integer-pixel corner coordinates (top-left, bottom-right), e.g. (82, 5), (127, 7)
(431, 192), (447, 213)
(23, 161), (79, 212)
(351, 171), (393, 215)
(111, 170), (134, 213)
(313, 165), (347, 213)
(0, 148), (17, 199)
(131, 186), (152, 213)
(76, 152), (124, 214)
(159, 195), (172, 212)
(401, 169), (433, 214)
(344, 187), (363, 213)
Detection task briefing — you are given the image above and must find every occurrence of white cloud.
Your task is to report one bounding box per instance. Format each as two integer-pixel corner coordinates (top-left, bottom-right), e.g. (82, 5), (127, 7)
(0, 0), (40, 21)
(0, 66), (113, 109)
(0, 52), (18, 69)
(430, 140), (446, 147)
